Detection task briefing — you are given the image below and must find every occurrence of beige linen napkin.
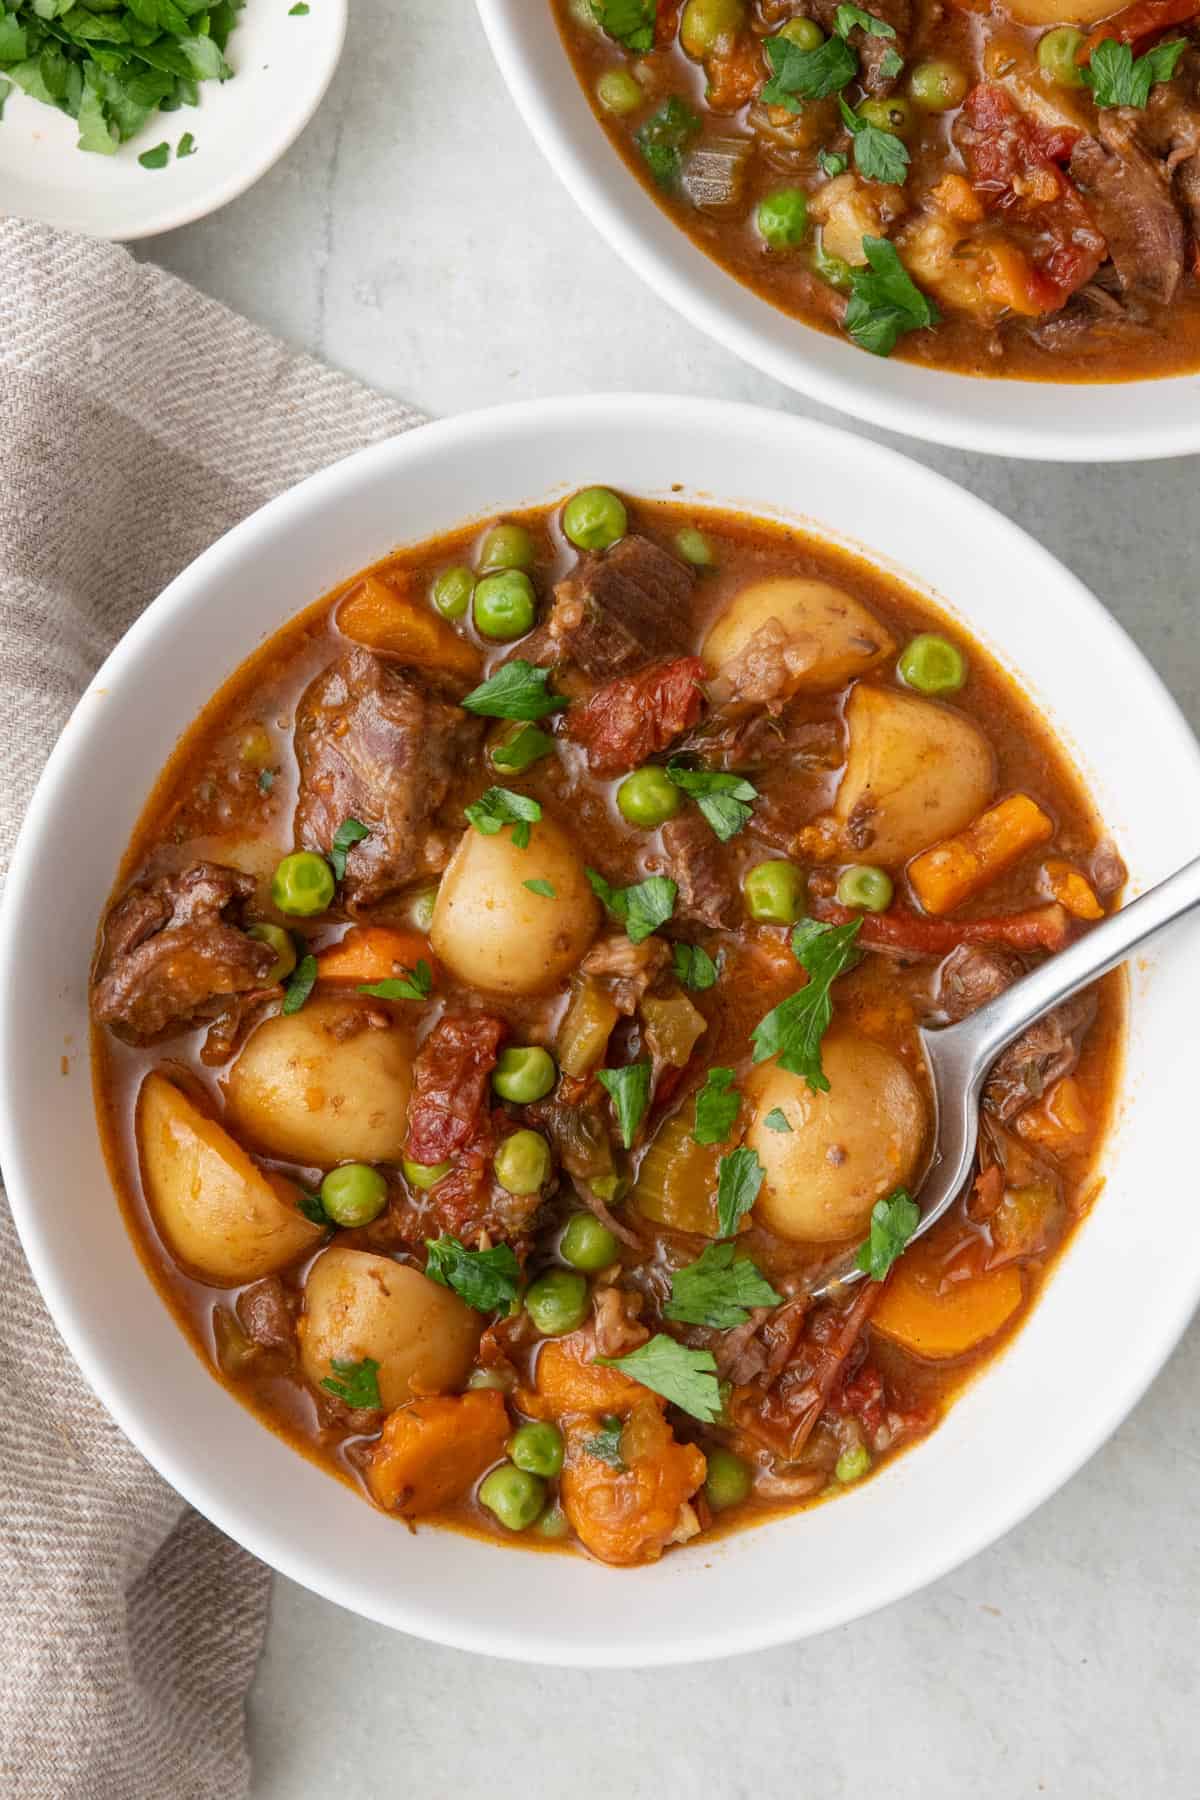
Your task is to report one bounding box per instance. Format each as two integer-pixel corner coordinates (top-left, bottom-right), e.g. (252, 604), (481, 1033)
(0, 218), (423, 1800)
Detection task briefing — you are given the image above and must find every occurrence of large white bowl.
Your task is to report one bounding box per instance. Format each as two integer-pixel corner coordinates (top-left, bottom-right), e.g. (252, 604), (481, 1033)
(2, 397), (1199, 1666)
(475, 2), (1200, 462)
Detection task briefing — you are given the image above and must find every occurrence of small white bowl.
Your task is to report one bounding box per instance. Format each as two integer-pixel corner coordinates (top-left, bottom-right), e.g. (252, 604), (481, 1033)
(475, 2), (1200, 462)
(0, 1), (346, 240)
(3, 396), (1199, 1665)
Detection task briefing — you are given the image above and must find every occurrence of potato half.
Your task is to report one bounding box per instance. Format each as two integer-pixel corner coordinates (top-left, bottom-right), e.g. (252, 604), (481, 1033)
(834, 684), (994, 866)
(298, 1247), (483, 1411)
(702, 578), (895, 699)
(136, 1071), (323, 1285)
(1000, 0), (1116, 22)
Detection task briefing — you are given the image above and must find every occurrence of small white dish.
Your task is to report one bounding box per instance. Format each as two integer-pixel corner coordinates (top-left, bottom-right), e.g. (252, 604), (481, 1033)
(475, 0), (1200, 462)
(0, 0), (346, 240)
(3, 396), (1200, 1665)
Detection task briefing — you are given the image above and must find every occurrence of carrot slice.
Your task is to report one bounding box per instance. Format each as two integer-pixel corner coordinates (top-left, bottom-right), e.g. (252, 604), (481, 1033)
(366, 1391), (509, 1516)
(316, 926), (434, 985)
(873, 1242), (1024, 1360)
(1015, 1074), (1091, 1155)
(908, 794), (1054, 916)
(561, 1401), (706, 1566)
(517, 1333), (653, 1421)
(1042, 859), (1104, 922)
(336, 575), (481, 681)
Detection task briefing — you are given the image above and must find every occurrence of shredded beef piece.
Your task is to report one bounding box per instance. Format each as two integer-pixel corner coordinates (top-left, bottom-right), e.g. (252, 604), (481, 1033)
(936, 944), (1097, 1122)
(293, 647), (482, 907)
(548, 535), (694, 678)
(237, 1278), (297, 1356)
(565, 656), (706, 775)
(938, 943), (1026, 1022)
(711, 1298), (807, 1387)
(1070, 123), (1186, 304)
(200, 987), (277, 1066)
(592, 1287), (649, 1357)
(751, 1465), (828, 1500)
(660, 811), (738, 930)
(731, 1283), (881, 1461)
(581, 933), (672, 1015)
(405, 1012), (506, 1166)
(1090, 839), (1127, 900)
(91, 863), (274, 1045)
(834, 1364), (934, 1456)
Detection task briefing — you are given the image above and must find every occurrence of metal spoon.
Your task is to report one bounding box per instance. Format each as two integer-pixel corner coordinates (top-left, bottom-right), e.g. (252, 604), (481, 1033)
(812, 854), (1200, 1299)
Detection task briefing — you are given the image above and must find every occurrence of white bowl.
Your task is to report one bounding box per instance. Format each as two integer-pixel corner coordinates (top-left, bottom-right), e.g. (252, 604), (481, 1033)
(0, 1), (346, 240)
(2, 396), (1199, 1665)
(475, 2), (1200, 462)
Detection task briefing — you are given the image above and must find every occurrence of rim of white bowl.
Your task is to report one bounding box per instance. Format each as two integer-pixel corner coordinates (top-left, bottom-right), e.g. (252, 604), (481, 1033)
(3, 397), (1200, 1664)
(474, 1), (1200, 463)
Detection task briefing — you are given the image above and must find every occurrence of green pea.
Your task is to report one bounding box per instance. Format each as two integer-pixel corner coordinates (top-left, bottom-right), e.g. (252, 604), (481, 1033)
(508, 1420), (564, 1478)
(562, 486), (628, 552)
(590, 1173), (629, 1205)
(908, 57), (968, 111)
(406, 884), (438, 932)
(247, 922), (297, 984)
(704, 1447), (753, 1511)
(270, 851), (335, 918)
(680, 0), (746, 58)
(478, 1463), (546, 1531)
(402, 1157), (452, 1191)
(431, 565), (474, 620)
(836, 864), (894, 913)
(533, 1505), (569, 1539)
(757, 188), (809, 250)
(493, 1046), (558, 1104)
(320, 1163), (388, 1228)
(836, 1442), (871, 1484)
(494, 1129), (552, 1196)
(1037, 25), (1086, 87)
(857, 96), (914, 136)
(743, 859), (804, 925)
(616, 765), (682, 829)
(561, 1211), (619, 1272)
(675, 526), (715, 567)
(596, 68), (644, 114)
(477, 522), (536, 574)
(776, 17), (823, 49)
(897, 633), (967, 695)
(468, 1366), (514, 1392)
(524, 1268), (589, 1336)
(473, 570), (537, 642)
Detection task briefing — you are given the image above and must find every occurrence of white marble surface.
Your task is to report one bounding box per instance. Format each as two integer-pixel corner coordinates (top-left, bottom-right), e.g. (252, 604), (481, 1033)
(143, 4), (1200, 1794)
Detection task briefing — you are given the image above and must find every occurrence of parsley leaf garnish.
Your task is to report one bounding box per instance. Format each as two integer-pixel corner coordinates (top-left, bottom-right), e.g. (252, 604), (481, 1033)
(878, 46), (905, 79)
(591, 0), (657, 52)
(834, 4), (896, 37)
(586, 868), (677, 943)
(321, 1356), (382, 1410)
(693, 1067), (740, 1146)
(138, 142), (170, 170)
(664, 1241), (783, 1329)
(818, 148), (848, 177)
(764, 1107), (792, 1133)
(424, 1235), (522, 1312)
(844, 235), (939, 357)
(289, 2), (310, 12)
(257, 766), (275, 793)
(0, 78), (12, 121)
(524, 878), (556, 898)
(839, 96), (910, 184)
(666, 763), (757, 841)
(716, 1145), (764, 1237)
(1083, 36), (1186, 107)
(281, 953), (317, 1016)
(751, 917), (862, 1091)
(464, 786), (542, 848)
(492, 722), (554, 772)
(598, 1061), (653, 1148)
(761, 31), (857, 109)
(597, 1333), (722, 1423)
(297, 1189), (330, 1226)
(462, 660), (567, 721)
(635, 94), (701, 187)
(672, 942), (719, 990)
(583, 1415), (626, 1468)
(856, 1188), (919, 1280)
(357, 958), (433, 1002)
(329, 817), (369, 880)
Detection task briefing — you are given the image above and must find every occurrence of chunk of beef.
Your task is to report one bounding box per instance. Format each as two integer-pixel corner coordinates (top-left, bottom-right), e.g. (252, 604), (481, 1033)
(1137, 47), (1200, 235)
(660, 811), (738, 929)
(405, 1012), (506, 1166)
(237, 1278), (297, 1356)
(548, 535), (694, 679)
(1070, 122), (1186, 304)
(1089, 838), (1127, 900)
(592, 1286), (649, 1357)
(565, 656), (706, 775)
(936, 944), (1096, 1122)
(580, 933), (672, 1015)
(91, 863), (274, 1045)
(938, 943), (1025, 1022)
(812, 0), (910, 93)
(293, 647), (482, 907)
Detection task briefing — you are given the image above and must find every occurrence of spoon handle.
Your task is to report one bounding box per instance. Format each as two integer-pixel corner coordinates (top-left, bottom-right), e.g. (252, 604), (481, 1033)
(949, 853), (1200, 1069)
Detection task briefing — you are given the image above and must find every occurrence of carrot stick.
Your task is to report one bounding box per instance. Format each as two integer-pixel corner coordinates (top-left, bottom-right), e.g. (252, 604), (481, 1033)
(336, 575), (481, 681)
(908, 794), (1054, 916)
(1042, 859), (1104, 922)
(810, 899), (1072, 954)
(317, 925), (434, 985)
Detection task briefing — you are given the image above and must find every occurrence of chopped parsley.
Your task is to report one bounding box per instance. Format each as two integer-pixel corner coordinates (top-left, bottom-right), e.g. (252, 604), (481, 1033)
(597, 1060), (653, 1148)
(666, 763), (757, 842)
(321, 1356), (381, 1411)
(461, 660), (567, 721)
(761, 31), (857, 109)
(856, 1188), (920, 1280)
(693, 1067), (740, 1146)
(297, 1189), (330, 1226)
(1083, 36), (1186, 108)
(764, 1107), (793, 1133)
(839, 97), (910, 185)
(424, 1236), (522, 1312)
(464, 786), (542, 848)
(672, 942), (719, 991)
(597, 1333), (722, 1423)
(177, 130), (196, 156)
(289, 1), (310, 11)
(524, 878), (556, 898)
(357, 958), (433, 1002)
(281, 953), (317, 1016)
(818, 148), (848, 177)
(492, 722), (554, 772)
(635, 94), (701, 188)
(329, 817), (369, 880)
(664, 1242), (782, 1329)
(591, 0), (657, 51)
(751, 917), (863, 1092)
(0, 77), (11, 120)
(582, 1415), (626, 1468)
(834, 4), (896, 37)
(257, 767), (276, 793)
(138, 141), (170, 169)
(716, 1145), (764, 1238)
(586, 868), (677, 944)
(878, 46), (905, 79)
(844, 235), (939, 357)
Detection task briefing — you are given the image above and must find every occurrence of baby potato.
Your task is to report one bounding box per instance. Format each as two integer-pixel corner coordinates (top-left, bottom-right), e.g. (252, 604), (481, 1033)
(1001, 0), (1113, 20)
(431, 813), (600, 997)
(136, 1071), (323, 1285)
(224, 996), (413, 1167)
(702, 578), (895, 699)
(298, 1247), (483, 1411)
(834, 684), (994, 866)
(745, 1035), (927, 1243)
